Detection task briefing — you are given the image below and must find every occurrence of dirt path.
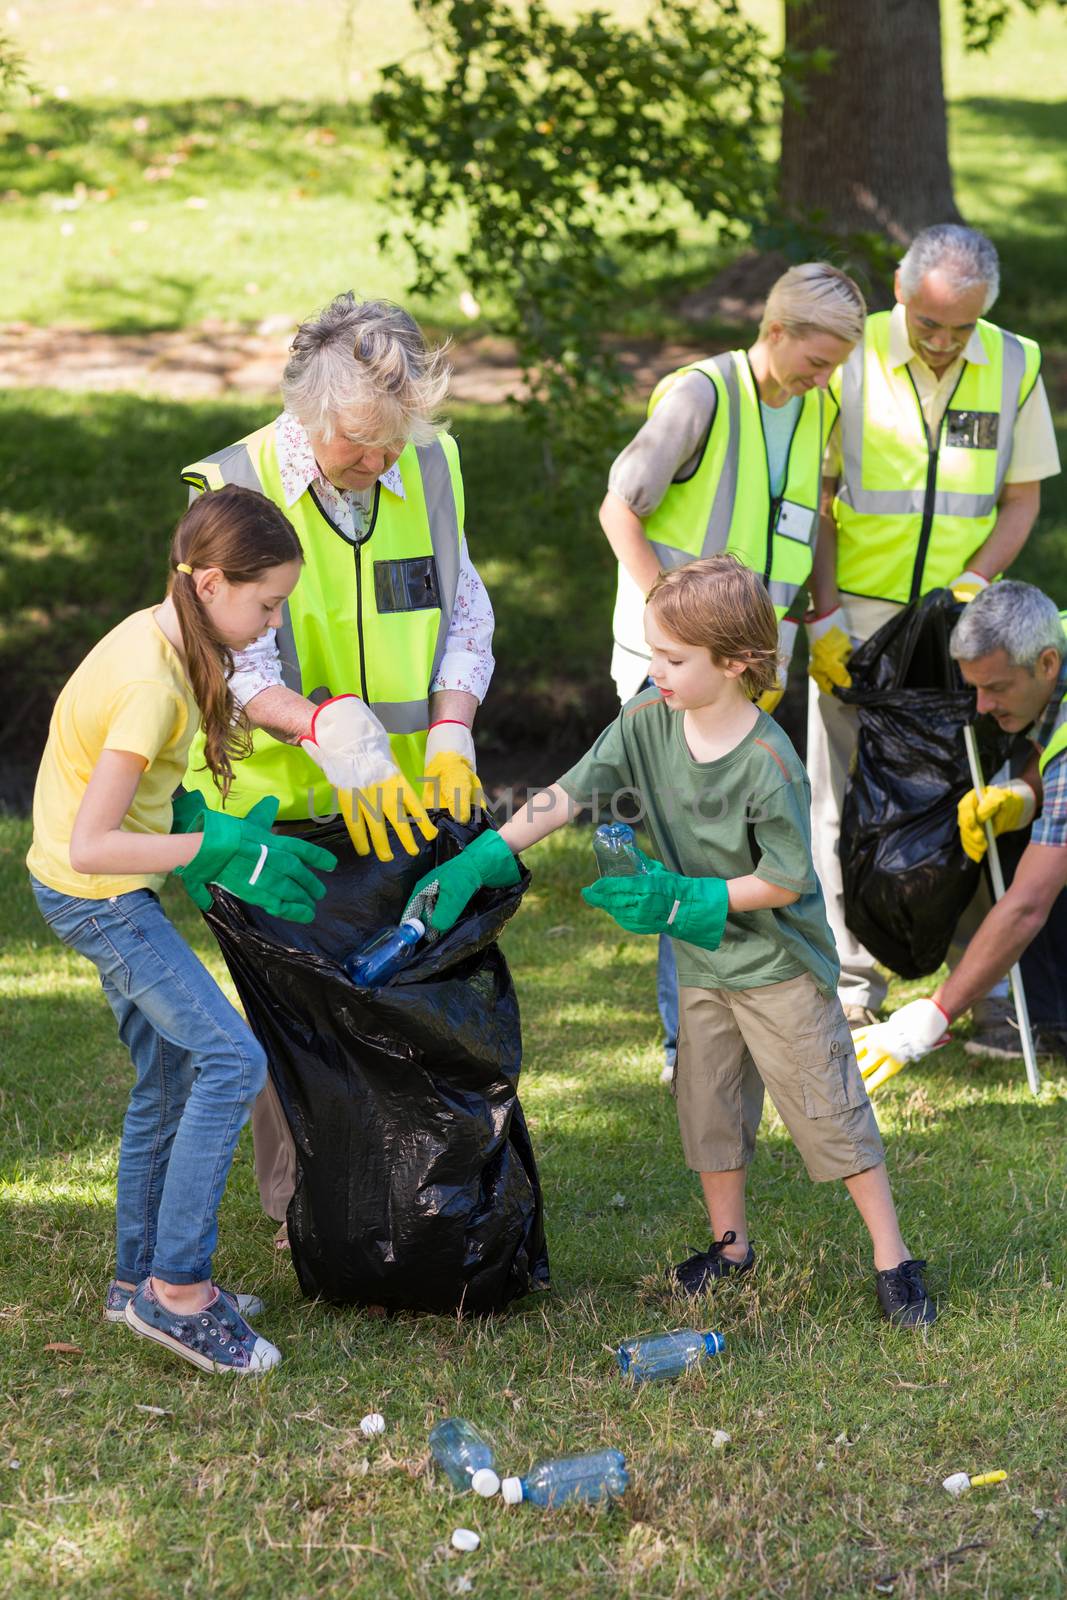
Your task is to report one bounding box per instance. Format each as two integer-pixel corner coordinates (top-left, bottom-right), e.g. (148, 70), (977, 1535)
(0, 320), (710, 402)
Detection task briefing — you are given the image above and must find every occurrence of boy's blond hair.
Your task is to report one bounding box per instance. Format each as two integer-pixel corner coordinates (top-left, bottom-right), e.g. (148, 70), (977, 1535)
(646, 555), (781, 700)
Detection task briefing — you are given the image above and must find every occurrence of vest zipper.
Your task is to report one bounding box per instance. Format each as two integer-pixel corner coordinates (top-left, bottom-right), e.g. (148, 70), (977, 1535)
(745, 353), (807, 591)
(906, 362), (966, 603)
(352, 483), (380, 704)
(745, 353), (777, 586)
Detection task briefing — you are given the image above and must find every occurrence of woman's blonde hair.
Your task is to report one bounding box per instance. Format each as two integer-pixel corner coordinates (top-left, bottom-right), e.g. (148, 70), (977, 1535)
(170, 486), (303, 800)
(646, 554), (780, 700)
(759, 261), (866, 346)
(281, 292), (451, 446)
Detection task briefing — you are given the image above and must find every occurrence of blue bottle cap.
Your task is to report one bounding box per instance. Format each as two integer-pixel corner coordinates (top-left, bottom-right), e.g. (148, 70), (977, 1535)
(702, 1331), (726, 1356)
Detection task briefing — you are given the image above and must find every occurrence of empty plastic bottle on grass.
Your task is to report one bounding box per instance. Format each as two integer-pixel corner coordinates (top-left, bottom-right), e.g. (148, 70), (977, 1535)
(501, 1449), (629, 1507)
(343, 917), (424, 987)
(616, 1328), (725, 1383)
(593, 823), (648, 878)
(428, 1418), (501, 1497)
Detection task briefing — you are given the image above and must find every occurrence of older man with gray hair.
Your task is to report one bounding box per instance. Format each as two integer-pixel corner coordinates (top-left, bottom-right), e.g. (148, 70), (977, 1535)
(805, 224), (1061, 1046)
(852, 580), (1067, 1081)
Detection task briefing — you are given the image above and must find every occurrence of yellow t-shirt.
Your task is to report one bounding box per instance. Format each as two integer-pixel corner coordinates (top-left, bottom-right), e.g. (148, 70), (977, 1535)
(27, 608), (200, 899)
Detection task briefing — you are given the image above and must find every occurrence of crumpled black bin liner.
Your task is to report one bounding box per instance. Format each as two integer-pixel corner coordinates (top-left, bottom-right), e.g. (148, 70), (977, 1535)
(203, 813), (549, 1314)
(837, 590), (1010, 979)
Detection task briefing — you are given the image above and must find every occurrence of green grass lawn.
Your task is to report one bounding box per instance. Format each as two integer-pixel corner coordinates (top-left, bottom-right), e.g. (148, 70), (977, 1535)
(1, 2), (1064, 337)
(1, 817), (1064, 1599)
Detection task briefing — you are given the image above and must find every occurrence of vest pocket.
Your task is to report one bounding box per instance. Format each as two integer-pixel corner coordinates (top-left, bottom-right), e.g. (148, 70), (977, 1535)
(373, 556), (441, 614)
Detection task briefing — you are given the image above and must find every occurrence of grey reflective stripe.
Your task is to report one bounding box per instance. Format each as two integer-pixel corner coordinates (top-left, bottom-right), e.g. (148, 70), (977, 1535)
(995, 332), (1025, 492)
(184, 440), (262, 493)
(701, 353), (740, 555)
(370, 699), (430, 736)
(274, 600), (303, 693)
(839, 333), (1022, 518)
(767, 579), (800, 609)
(417, 438), (463, 685)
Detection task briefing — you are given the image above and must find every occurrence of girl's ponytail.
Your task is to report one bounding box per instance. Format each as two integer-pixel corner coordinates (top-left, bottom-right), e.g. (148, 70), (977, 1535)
(168, 486), (303, 800)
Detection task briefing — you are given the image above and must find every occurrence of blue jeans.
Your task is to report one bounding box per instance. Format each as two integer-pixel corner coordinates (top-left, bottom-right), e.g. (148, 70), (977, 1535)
(657, 934), (679, 1068)
(30, 879), (267, 1285)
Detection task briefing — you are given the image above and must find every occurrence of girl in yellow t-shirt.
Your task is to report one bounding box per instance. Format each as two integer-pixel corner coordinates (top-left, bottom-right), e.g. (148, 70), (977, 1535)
(27, 485), (335, 1375)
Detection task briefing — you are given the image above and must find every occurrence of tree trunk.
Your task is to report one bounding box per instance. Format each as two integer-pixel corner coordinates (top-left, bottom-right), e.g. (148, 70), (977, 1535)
(780, 0), (963, 242)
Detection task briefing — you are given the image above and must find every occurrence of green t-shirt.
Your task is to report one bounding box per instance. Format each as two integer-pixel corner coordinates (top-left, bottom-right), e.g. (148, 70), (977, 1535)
(558, 688), (840, 994)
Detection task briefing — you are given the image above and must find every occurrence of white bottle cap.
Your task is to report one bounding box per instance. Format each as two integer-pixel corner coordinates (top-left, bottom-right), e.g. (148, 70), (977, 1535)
(451, 1528), (480, 1552)
(403, 917), (426, 937)
(359, 1412), (385, 1437)
(471, 1467), (499, 1497)
(500, 1475), (523, 1504)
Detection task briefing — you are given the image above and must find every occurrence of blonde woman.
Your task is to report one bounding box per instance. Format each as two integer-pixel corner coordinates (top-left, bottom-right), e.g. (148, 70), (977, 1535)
(599, 263), (866, 1078)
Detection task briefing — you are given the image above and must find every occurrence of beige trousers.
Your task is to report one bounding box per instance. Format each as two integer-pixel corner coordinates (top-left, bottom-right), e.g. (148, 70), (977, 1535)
(252, 1076), (297, 1222)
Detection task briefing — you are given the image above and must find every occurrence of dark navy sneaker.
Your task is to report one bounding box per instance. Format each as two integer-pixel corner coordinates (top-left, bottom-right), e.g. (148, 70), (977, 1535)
(672, 1230), (756, 1296)
(104, 1278), (264, 1324)
(124, 1280), (281, 1374)
(875, 1258), (936, 1327)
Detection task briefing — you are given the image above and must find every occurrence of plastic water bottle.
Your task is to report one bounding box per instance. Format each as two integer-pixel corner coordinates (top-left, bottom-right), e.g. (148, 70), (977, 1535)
(343, 917), (424, 987)
(500, 1449), (629, 1507)
(593, 823), (648, 878)
(616, 1328), (726, 1383)
(428, 1418), (501, 1497)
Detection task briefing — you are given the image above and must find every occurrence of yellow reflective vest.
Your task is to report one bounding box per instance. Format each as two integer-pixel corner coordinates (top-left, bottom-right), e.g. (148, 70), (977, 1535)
(832, 311), (1042, 605)
(641, 351), (832, 616)
(180, 420), (465, 821)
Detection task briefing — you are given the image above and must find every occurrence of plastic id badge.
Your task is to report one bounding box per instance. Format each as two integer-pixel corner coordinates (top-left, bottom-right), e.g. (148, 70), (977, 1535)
(774, 499), (816, 544)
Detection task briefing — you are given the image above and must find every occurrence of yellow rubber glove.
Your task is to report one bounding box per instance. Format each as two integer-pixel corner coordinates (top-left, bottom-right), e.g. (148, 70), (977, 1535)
(957, 780), (1036, 863)
(756, 619), (797, 716)
(422, 751), (485, 824)
(949, 569), (990, 603)
(420, 721), (484, 823)
(339, 774), (437, 862)
(806, 608), (853, 695)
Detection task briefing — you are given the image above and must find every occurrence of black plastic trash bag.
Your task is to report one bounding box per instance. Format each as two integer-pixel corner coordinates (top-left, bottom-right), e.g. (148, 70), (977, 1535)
(203, 813), (549, 1314)
(836, 590), (1011, 979)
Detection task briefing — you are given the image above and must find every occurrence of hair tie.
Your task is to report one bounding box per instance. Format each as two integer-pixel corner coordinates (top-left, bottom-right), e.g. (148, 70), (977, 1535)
(176, 562), (193, 575)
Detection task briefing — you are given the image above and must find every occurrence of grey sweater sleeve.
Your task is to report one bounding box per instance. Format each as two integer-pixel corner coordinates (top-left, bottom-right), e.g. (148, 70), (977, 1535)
(607, 371), (718, 519)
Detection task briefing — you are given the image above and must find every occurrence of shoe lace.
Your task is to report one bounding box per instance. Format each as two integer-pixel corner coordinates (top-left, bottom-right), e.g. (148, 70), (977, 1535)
(706, 1230), (738, 1261)
(893, 1258), (928, 1301)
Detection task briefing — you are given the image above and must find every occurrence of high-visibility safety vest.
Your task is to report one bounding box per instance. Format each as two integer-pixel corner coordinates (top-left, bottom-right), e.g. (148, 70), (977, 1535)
(180, 420), (465, 821)
(643, 352), (830, 613)
(610, 351), (832, 697)
(832, 311), (1042, 605)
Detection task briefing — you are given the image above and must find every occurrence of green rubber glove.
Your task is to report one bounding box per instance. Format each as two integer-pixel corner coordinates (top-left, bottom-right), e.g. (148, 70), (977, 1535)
(175, 808), (337, 923)
(171, 792), (279, 834)
(405, 828), (520, 932)
(581, 871), (729, 951)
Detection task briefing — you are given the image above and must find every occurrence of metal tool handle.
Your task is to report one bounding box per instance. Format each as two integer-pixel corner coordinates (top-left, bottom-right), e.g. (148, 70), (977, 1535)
(963, 725), (1041, 1095)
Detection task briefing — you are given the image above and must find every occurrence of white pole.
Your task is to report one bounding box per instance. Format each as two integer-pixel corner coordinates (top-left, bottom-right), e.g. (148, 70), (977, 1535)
(962, 724), (1042, 1096)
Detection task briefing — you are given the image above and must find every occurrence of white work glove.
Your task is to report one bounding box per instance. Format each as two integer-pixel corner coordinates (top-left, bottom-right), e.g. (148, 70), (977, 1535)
(421, 720), (485, 824)
(949, 569), (990, 603)
(806, 606), (853, 695)
(757, 619), (798, 715)
(300, 694), (436, 862)
(853, 998), (951, 1093)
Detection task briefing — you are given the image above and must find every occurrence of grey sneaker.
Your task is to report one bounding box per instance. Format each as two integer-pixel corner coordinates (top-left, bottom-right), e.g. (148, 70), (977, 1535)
(104, 1279), (264, 1324)
(124, 1280), (281, 1374)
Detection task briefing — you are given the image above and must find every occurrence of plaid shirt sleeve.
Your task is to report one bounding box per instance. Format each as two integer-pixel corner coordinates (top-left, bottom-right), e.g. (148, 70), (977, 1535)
(1032, 750), (1067, 847)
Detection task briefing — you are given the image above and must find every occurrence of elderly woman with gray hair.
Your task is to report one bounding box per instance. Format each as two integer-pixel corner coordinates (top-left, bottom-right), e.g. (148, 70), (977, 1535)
(180, 292), (493, 854)
(180, 293), (495, 1232)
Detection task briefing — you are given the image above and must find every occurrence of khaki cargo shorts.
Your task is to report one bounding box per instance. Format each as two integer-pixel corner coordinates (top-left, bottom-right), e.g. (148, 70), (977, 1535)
(674, 972), (884, 1182)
